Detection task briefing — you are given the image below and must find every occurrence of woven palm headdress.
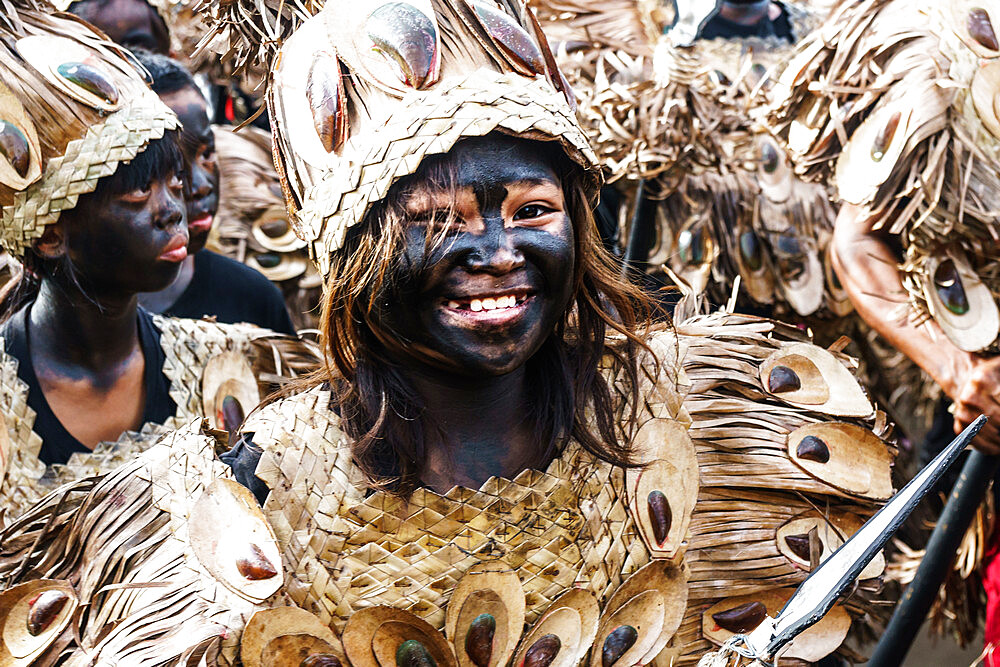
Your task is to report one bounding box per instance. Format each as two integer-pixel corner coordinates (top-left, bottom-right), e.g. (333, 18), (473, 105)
(197, 0), (599, 279)
(0, 0), (177, 258)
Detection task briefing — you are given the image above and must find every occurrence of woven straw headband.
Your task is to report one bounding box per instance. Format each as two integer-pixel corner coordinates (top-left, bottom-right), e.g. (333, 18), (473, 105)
(1, 86), (178, 258)
(294, 70), (600, 278)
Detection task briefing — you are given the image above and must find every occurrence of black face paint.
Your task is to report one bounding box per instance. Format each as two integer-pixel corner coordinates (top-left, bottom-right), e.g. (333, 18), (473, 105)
(162, 86), (219, 254)
(61, 169), (188, 297)
(69, 0), (170, 55)
(373, 135), (575, 378)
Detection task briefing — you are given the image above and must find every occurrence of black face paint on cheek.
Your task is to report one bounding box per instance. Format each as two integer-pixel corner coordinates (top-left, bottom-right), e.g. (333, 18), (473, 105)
(373, 135), (576, 377)
(62, 178), (186, 296)
(164, 88), (219, 253)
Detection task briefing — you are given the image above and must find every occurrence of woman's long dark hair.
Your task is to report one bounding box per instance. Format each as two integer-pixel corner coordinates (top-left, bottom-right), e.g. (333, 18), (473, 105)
(0, 132), (184, 321)
(312, 134), (657, 495)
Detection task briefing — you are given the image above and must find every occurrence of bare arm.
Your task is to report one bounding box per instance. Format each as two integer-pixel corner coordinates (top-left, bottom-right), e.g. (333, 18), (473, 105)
(832, 203), (1000, 453)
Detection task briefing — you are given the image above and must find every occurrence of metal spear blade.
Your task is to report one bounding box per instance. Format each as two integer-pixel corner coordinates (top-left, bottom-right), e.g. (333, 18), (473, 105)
(744, 414), (987, 661)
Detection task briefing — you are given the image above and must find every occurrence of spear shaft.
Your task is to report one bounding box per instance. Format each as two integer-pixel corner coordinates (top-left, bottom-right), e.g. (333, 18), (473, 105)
(868, 449), (1000, 666)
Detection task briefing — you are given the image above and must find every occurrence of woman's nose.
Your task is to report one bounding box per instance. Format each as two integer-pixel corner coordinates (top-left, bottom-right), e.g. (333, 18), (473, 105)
(189, 166), (213, 199)
(154, 189), (185, 230)
(461, 225), (525, 275)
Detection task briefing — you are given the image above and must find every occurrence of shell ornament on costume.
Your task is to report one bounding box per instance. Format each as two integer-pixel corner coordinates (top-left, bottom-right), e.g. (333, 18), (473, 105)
(0, 580), (78, 666)
(244, 561), (688, 667)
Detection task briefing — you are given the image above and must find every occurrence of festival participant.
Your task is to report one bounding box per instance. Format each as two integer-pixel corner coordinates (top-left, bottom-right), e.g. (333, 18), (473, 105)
(766, 0), (1000, 654)
(0, 1), (897, 664)
(66, 0), (170, 54)
(0, 2), (313, 518)
(133, 51), (296, 333)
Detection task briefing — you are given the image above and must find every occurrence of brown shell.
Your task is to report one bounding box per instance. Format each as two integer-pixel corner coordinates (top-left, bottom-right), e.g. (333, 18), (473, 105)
(0, 80), (42, 191)
(786, 423), (893, 500)
(261, 635), (342, 667)
(776, 510), (886, 579)
(15, 35), (122, 113)
(344, 607), (458, 667)
(446, 561), (524, 667)
(760, 343), (873, 417)
(599, 561), (688, 664)
(242, 607), (342, 667)
(511, 589), (599, 667)
(923, 252), (1000, 353)
(625, 418), (698, 559)
(952, 0), (1000, 57)
(702, 589), (850, 662)
(323, 0), (441, 95)
(589, 591), (663, 667)
(0, 580), (77, 666)
(201, 350), (262, 433)
(188, 479), (283, 602)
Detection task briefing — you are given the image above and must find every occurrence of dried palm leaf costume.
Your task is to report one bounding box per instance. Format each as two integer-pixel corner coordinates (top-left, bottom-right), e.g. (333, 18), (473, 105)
(528, 0), (844, 321)
(764, 0), (1000, 642)
(208, 126), (322, 331)
(0, 0), (320, 519)
(0, 1), (898, 665)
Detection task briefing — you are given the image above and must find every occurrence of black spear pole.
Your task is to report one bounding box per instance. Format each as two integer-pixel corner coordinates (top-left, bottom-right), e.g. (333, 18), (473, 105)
(621, 179), (657, 278)
(868, 447), (1000, 666)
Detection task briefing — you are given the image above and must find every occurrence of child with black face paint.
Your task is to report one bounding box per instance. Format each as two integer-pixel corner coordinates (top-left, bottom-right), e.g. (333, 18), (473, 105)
(133, 52), (295, 334)
(0, 4), (304, 518)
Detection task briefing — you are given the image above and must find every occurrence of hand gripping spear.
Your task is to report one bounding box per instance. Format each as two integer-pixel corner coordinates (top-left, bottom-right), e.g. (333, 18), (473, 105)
(697, 415), (988, 667)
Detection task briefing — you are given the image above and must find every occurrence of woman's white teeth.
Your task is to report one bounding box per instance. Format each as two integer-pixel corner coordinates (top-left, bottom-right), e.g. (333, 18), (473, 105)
(452, 295), (522, 312)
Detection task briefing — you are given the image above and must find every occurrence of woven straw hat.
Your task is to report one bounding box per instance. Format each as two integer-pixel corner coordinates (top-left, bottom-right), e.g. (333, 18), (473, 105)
(0, 0), (178, 258)
(198, 0), (599, 278)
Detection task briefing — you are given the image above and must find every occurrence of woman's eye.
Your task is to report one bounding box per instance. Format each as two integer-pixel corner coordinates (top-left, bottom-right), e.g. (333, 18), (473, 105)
(121, 185), (152, 203)
(514, 203), (554, 221)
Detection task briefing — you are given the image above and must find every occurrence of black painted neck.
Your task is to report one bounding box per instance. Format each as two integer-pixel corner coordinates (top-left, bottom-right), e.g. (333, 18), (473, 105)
(29, 276), (141, 373)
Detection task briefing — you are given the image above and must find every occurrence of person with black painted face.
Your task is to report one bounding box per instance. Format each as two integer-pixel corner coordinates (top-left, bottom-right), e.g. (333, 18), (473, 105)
(134, 52), (295, 334)
(0, 4), (301, 519)
(66, 0), (170, 54)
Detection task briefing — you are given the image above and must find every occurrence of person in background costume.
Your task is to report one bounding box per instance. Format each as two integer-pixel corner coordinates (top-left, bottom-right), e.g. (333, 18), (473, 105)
(0, 1), (898, 665)
(133, 51), (296, 333)
(765, 0), (1000, 655)
(0, 0), (317, 519)
(209, 125), (324, 331)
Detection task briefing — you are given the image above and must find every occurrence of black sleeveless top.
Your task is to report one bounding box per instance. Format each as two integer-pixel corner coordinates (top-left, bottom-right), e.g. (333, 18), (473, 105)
(1, 305), (177, 465)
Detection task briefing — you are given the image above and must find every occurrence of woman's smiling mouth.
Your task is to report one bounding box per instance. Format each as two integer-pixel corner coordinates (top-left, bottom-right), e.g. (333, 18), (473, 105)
(439, 292), (534, 326)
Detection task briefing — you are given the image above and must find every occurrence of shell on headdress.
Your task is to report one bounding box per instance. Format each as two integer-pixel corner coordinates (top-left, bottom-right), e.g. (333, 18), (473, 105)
(15, 35), (123, 113)
(0, 82), (41, 191)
